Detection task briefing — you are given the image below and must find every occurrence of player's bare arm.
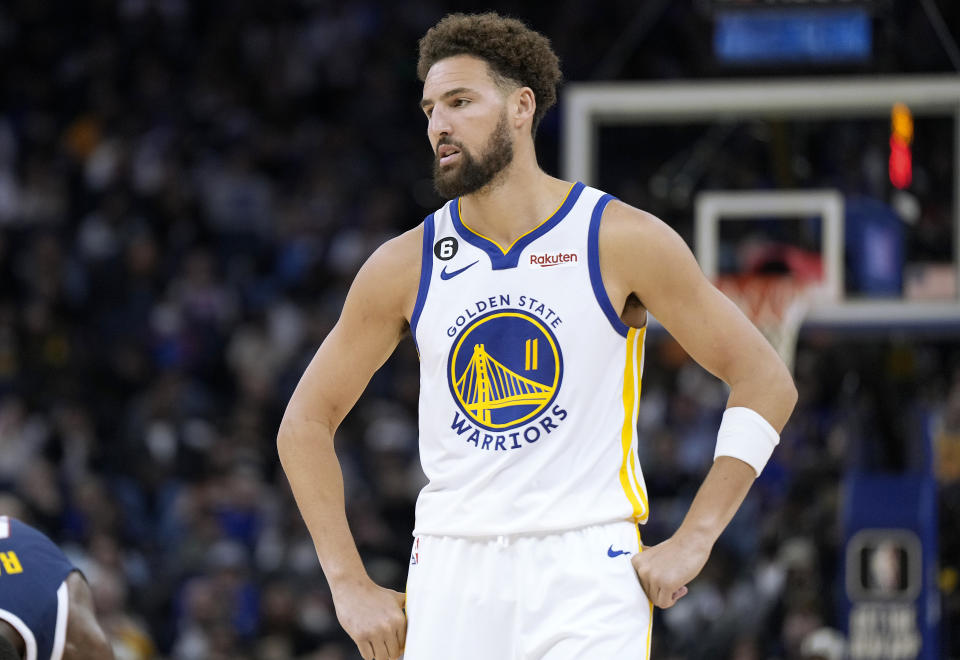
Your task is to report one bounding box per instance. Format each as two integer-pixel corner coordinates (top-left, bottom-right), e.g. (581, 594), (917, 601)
(277, 225), (422, 660)
(63, 572), (115, 660)
(598, 200), (798, 609)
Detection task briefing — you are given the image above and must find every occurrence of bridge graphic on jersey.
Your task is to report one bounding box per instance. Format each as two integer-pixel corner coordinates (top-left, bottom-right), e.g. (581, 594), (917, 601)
(454, 343), (553, 424)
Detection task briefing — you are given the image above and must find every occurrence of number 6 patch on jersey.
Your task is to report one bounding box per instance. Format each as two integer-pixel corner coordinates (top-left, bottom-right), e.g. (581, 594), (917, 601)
(434, 237), (458, 260)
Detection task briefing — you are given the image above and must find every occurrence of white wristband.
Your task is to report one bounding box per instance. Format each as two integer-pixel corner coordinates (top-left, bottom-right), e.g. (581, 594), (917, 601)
(714, 407), (780, 476)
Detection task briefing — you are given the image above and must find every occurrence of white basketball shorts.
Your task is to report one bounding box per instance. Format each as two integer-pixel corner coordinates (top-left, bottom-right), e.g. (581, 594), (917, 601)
(402, 520), (653, 659)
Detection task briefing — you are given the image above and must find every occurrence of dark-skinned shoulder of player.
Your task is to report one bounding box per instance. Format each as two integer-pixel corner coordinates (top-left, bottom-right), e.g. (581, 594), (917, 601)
(0, 516), (115, 660)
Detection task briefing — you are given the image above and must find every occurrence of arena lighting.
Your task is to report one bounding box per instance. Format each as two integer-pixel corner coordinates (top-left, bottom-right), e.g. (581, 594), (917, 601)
(889, 102), (913, 190)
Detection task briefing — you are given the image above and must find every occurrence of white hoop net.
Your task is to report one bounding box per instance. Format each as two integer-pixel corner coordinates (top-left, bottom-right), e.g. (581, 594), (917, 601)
(716, 274), (825, 373)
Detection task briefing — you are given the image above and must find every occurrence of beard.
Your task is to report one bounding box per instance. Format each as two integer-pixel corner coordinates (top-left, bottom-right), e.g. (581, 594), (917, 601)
(432, 110), (514, 200)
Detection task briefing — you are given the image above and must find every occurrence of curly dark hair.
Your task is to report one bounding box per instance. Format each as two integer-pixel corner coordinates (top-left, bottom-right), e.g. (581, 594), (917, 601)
(417, 12), (562, 136)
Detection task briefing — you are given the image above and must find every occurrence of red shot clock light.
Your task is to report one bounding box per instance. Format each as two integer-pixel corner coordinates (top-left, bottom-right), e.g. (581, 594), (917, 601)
(889, 103), (913, 190)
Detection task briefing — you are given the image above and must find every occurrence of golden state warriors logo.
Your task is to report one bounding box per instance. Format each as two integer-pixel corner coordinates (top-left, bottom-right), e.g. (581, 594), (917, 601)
(448, 309), (563, 431)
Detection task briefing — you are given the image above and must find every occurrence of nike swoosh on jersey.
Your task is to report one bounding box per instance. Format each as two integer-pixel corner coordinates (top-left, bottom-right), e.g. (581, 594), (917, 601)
(440, 260), (479, 280)
(607, 545), (630, 558)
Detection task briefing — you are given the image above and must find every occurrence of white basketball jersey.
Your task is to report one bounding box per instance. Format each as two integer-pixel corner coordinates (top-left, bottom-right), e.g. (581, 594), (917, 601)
(410, 182), (649, 536)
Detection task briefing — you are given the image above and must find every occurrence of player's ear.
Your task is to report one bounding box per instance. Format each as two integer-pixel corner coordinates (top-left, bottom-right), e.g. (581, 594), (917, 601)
(512, 87), (536, 129)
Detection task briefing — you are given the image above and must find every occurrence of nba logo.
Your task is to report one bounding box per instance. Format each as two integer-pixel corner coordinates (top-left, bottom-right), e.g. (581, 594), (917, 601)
(410, 537), (420, 565)
(846, 529), (921, 600)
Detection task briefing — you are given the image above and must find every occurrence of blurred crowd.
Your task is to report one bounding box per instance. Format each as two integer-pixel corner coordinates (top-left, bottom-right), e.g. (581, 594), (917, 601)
(0, 1), (958, 658)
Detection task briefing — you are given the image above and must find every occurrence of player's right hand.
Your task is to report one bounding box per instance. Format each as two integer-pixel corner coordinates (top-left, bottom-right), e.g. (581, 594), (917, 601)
(332, 579), (407, 660)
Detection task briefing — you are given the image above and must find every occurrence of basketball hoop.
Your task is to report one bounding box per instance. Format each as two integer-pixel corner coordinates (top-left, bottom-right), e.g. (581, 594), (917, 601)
(715, 273), (824, 372)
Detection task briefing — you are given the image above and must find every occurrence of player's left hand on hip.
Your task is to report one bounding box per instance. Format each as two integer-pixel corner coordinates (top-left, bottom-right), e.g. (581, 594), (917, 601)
(630, 533), (711, 609)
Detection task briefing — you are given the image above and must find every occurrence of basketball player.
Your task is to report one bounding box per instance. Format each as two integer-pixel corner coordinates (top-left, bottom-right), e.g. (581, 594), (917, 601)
(0, 517), (114, 660)
(278, 12), (797, 660)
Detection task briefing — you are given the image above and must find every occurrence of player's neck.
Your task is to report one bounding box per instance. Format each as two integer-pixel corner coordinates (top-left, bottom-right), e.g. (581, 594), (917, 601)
(458, 161), (571, 249)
